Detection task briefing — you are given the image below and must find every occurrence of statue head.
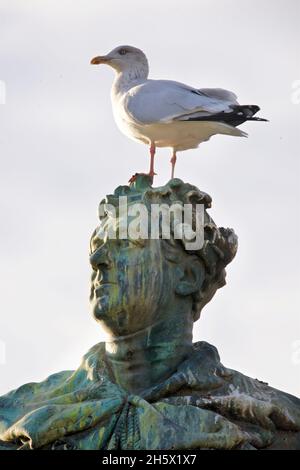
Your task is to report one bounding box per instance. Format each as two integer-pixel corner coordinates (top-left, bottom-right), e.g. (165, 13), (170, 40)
(89, 176), (237, 337)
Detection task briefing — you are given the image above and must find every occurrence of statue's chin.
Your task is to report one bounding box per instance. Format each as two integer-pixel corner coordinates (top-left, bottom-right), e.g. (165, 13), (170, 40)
(91, 295), (110, 320)
(91, 298), (126, 335)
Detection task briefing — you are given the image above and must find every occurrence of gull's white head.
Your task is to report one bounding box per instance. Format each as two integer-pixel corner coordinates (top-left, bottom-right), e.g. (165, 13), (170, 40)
(91, 45), (149, 78)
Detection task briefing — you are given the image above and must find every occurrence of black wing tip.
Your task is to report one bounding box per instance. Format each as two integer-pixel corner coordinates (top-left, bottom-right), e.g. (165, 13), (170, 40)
(247, 104), (260, 113)
(248, 116), (269, 122)
(183, 104), (268, 126)
(233, 104), (260, 116)
(233, 104), (268, 123)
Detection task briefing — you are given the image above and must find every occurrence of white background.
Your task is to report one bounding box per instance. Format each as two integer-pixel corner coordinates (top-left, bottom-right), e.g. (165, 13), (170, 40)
(0, 0), (299, 396)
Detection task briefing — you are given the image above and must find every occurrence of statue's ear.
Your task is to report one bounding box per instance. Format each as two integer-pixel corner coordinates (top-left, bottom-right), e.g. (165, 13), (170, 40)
(175, 260), (205, 296)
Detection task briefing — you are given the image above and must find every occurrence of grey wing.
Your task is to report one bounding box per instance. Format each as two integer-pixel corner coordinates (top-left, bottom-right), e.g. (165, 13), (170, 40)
(199, 88), (239, 104)
(124, 80), (237, 124)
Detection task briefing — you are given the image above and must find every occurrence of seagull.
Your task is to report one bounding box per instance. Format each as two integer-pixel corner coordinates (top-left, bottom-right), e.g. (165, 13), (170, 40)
(91, 45), (267, 181)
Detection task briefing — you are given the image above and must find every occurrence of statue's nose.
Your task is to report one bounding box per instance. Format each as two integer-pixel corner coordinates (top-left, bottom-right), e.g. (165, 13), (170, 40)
(89, 245), (111, 270)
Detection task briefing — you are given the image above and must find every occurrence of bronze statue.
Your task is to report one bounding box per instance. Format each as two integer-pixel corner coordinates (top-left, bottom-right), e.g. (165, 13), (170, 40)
(0, 176), (299, 450)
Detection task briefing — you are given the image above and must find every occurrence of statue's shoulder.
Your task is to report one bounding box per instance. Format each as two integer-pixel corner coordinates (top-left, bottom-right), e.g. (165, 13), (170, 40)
(0, 342), (108, 424)
(188, 341), (300, 449)
(191, 340), (300, 408)
(0, 370), (73, 407)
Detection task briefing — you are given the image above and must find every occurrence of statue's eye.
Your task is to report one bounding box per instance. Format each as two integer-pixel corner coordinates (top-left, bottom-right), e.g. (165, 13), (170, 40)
(119, 48), (127, 56)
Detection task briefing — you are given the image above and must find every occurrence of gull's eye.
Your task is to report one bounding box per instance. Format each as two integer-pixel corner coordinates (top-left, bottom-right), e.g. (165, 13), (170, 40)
(119, 48), (127, 56)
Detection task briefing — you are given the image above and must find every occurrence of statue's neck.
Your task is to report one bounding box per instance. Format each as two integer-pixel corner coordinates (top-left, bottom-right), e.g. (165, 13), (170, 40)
(104, 311), (193, 394)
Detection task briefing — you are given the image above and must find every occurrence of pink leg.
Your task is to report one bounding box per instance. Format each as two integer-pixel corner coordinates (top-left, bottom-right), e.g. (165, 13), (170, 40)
(149, 143), (156, 177)
(170, 151), (177, 179)
(128, 143), (157, 184)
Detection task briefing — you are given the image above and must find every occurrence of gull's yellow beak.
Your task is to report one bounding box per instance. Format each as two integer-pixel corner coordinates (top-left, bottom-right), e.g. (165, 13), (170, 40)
(90, 55), (110, 65)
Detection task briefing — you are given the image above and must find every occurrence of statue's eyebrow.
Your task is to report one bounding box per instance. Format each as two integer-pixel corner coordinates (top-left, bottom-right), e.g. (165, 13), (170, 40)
(89, 236), (146, 255)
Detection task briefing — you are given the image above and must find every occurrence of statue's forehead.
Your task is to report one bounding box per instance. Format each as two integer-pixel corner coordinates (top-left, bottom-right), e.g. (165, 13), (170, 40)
(90, 215), (149, 253)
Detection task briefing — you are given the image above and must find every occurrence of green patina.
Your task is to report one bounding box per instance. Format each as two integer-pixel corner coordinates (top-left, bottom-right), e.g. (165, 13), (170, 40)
(0, 176), (299, 450)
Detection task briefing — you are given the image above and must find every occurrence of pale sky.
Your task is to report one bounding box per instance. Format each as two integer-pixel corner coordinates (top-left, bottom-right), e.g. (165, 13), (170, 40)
(0, 0), (299, 397)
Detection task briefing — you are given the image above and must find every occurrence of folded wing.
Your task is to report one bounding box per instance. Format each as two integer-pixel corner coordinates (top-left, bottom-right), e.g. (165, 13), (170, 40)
(124, 80), (238, 124)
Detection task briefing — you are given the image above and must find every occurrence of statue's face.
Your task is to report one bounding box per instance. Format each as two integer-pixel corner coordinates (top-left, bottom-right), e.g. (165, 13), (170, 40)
(89, 227), (172, 336)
